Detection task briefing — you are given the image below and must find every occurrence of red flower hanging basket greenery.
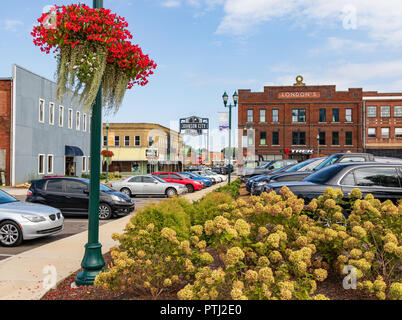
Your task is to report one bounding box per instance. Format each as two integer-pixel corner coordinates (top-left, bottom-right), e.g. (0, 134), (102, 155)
(101, 149), (114, 165)
(31, 4), (156, 110)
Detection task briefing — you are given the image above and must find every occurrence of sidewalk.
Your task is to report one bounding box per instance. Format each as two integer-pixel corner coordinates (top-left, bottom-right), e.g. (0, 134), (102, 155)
(0, 180), (230, 300)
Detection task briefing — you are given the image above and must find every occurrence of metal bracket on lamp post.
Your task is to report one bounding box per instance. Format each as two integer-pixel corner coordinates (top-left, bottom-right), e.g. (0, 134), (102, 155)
(75, 0), (105, 286)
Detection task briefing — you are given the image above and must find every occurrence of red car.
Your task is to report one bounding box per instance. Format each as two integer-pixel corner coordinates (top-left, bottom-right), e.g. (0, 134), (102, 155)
(152, 172), (203, 193)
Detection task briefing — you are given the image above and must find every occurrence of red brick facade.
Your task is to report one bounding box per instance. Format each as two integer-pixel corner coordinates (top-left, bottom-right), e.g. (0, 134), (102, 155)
(0, 79), (11, 185)
(238, 78), (364, 162)
(363, 92), (402, 158)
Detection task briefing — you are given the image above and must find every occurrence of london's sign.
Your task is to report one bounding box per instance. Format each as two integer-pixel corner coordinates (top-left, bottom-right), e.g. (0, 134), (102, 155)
(278, 92), (320, 99)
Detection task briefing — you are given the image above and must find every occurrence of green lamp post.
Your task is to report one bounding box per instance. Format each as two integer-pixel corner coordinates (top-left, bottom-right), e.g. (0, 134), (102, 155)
(105, 122), (109, 183)
(222, 91), (238, 184)
(75, 0), (105, 286)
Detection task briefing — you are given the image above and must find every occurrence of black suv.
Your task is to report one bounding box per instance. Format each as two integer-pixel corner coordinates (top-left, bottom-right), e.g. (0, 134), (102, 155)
(26, 177), (135, 220)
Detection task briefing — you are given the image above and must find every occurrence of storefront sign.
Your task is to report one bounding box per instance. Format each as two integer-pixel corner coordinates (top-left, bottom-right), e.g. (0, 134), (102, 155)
(146, 149), (158, 157)
(278, 92), (320, 99)
(290, 149), (314, 155)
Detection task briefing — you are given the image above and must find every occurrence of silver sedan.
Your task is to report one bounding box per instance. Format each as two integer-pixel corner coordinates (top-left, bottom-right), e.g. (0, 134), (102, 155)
(0, 189), (64, 247)
(110, 174), (187, 198)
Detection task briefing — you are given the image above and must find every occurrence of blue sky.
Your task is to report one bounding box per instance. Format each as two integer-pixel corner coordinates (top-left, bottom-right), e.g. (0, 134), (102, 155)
(1, 0), (402, 151)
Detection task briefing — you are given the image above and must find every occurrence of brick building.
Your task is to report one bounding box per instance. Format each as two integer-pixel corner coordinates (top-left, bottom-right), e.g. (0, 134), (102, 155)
(0, 78), (12, 185)
(238, 76), (364, 163)
(363, 92), (402, 158)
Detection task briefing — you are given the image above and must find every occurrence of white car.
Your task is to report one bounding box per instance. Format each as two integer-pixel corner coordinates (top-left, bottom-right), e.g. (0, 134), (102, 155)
(206, 170), (227, 182)
(110, 175), (187, 198)
(0, 189), (64, 247)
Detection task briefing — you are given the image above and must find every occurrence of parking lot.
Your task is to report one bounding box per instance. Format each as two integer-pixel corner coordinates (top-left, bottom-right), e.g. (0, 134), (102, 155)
(0, 193), (165, 260)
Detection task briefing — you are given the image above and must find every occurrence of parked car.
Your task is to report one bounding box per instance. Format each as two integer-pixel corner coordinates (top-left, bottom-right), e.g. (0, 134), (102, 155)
(0, 189), (64, 247)
(264, 162), (402, 204)
(240, 159), (298, 181)
(110, 174), (187, 198)
(267, 153), (397, 185)
(178, 172), (213, 187)
(194, 170), (226, 182)
(152, 172), (203, 193)
(26, 177), (135, 220)
(248, 157), (327, 195)
(246, 164), (296, 193)
(192, 171), (217, 184)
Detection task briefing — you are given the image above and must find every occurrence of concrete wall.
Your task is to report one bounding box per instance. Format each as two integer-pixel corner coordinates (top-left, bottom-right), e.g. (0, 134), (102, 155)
(13, 65), (91, 185)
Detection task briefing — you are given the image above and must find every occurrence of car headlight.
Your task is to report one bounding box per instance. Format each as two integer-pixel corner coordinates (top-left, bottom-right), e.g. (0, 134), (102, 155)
(256, 181), (267, 186)
(22, 215), (46, 223)
(111, 195), (125, 202)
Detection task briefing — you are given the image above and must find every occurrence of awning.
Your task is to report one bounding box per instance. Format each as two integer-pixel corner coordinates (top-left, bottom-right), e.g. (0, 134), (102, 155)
(65, 145), (84, 156)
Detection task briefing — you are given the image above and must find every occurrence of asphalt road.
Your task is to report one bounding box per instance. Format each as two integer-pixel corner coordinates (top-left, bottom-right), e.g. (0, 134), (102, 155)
(0, 195), (165, 260)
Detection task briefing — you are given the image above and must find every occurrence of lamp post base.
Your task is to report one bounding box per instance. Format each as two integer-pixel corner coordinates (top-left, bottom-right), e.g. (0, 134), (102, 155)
(75, 242), (105, 286)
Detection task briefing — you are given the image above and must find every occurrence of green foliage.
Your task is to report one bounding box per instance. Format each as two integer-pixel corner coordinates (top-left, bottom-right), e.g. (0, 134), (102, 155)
(215, 179), (241, 199)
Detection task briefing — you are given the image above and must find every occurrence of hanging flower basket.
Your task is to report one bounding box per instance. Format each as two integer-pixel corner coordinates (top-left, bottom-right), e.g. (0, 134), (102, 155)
(31, 4), (156, 111)
(101, 149), (114, 165)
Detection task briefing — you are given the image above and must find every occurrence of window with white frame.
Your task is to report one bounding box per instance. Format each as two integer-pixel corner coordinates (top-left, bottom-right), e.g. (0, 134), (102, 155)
(38, 154), (45, 174)
(76, 111), (80, 130)
(115, 136), (120, 146)
(134, 136), (140, 146)
(124, 136), (130, 146)
(88, 156), (91, 171)
(345, 108), (352, 122)
(49, 102), (55, 125)
(247, 109), (253, 122)
(381, 106), (390, 118)
(367, 128), (376, 138)
(259, 109), (266, 122)
(47, 154), (54, 174)
(83, 113), (87, 132)
(59, 106), (64, 127)
(68, 108), (73, 129)
(82, 156), (87, 172)
(39, 99), (45, 123)
(395, 106), (402, 117)
(395, 128), (402, 138)
(367, 106), (377, 117)
(381, 127), (390, 138)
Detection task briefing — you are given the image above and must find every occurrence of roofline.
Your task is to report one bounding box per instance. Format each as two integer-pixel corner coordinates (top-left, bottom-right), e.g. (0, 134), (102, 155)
(104, 122), (181, 134)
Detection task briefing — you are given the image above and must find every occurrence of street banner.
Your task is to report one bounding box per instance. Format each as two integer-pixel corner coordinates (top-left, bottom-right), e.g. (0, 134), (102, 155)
(219, 112), (229, 130)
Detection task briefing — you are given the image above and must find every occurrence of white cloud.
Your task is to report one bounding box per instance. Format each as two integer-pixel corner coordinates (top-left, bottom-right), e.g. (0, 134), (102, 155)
(215, 0), (402, 46)
(162, 0), (181, 8)
(3, 19), (23, 31)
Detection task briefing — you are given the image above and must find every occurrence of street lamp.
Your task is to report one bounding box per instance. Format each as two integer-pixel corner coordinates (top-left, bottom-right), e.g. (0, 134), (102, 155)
(222, 91), (238, 184)
(75, 0), (105, 286)
(105, 122), (109, 183)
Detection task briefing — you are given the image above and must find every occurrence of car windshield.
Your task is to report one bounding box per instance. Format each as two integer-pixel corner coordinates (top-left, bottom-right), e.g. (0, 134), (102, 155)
(153, 176), (166, 183)
(285, 158), (319, 172)
(0, 190), (18, 204)
(192, 172), (202, 177)
(313, 154), (342, 171)
(261, 161), (274, 169)
(304, 165), (345, 184)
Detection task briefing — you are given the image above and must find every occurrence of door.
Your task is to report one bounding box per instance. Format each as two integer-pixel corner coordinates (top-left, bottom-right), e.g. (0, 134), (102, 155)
(65, 157), (76, 176)
(143, 176), (164, 195)
(64, 180), (89, 213)
(169, 173), (185, 185)
(43, 179), (67, 211)
(127, 176), (144, 195)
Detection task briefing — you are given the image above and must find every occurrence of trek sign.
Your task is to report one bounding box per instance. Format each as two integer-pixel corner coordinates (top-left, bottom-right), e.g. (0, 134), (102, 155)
(278, 91), (321, 99)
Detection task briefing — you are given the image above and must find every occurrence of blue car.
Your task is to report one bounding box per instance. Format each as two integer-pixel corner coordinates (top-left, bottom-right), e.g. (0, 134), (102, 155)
(178, 172), (213, 187)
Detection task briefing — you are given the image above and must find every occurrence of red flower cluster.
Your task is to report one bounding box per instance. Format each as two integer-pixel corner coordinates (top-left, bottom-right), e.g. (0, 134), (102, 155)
(101, 150), (114, 157)
(31, 4), (156, 88)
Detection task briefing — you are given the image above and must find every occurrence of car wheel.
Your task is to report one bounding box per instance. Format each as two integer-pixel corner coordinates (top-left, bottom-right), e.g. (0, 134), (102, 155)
(186, 184), (194, 193)
(0, 220), (23, 247)
(166, 188), (177, 198)
(99, 203), (113, 220)
(120, 187), (131, 197)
